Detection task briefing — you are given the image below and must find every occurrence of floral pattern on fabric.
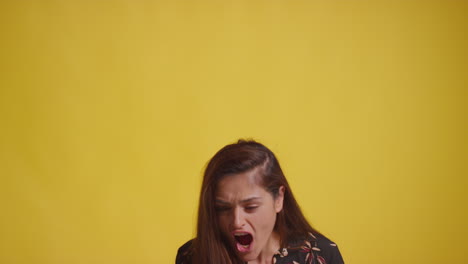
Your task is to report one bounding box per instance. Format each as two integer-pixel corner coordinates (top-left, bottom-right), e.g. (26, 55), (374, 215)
(272, 232), (334, 264)
(176, 232), (344, 264)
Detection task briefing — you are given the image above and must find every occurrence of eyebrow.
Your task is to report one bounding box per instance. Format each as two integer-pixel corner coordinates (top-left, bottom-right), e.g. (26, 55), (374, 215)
(215, 197), (262, 205)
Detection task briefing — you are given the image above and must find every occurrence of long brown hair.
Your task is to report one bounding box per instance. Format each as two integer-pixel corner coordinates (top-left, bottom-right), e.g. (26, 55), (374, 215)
(191, 139), (321, 264)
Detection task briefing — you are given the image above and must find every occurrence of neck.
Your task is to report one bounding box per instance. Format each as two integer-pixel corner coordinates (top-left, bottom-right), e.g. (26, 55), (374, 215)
(247, 232), (280, 264)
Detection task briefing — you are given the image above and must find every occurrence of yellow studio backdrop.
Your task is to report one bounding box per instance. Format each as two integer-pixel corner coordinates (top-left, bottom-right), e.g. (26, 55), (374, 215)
(0, 1), (466, 263)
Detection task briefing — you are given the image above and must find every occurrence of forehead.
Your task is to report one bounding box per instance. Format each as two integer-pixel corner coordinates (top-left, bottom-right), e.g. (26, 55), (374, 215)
(215, 168), (266, 199)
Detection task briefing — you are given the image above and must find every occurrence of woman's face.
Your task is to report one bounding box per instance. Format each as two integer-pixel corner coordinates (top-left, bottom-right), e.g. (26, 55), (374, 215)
(215, 168), (284, 262)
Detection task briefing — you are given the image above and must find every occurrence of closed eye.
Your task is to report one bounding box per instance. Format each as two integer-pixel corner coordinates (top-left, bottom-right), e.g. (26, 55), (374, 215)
(245, 206), (258, 211)
(215, 206), (230, 212)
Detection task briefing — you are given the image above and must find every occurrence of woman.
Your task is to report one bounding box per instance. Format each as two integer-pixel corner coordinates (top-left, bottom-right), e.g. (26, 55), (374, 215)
(176, 140), (344, 264)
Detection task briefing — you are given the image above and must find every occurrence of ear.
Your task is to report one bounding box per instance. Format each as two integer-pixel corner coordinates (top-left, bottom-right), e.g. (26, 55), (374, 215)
(275, 186), (285, 213)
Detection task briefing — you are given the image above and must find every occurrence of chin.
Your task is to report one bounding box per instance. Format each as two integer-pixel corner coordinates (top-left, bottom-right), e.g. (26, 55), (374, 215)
(239, 248), (260, 262)
(241, 254), (257, 262)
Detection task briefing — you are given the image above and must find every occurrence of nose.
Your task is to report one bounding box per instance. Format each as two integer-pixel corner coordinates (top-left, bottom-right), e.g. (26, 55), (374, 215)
(232, 206), (246, 229)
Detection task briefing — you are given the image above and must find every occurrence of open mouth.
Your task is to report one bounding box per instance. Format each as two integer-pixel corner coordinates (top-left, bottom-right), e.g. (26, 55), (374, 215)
(233, 233), (253, 252)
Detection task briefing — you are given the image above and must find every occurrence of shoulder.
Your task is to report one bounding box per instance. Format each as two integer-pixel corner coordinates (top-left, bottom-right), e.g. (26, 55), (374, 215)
(175, 239), (194, 264)
(313, 234), (345, 264)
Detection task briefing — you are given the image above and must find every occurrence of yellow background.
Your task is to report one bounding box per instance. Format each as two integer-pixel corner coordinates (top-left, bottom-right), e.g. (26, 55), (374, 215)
(1, 1), (466, 263)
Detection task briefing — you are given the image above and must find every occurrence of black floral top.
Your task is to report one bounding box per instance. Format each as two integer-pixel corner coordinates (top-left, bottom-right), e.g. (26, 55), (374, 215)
(176, 233), (344, 264)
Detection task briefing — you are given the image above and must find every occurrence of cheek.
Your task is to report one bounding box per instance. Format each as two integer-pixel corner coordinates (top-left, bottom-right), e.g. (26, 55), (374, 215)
(251, 208), (277, 230)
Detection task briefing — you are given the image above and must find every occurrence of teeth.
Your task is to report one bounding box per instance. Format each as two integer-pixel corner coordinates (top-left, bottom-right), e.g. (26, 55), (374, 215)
(234, 232), (249, 236)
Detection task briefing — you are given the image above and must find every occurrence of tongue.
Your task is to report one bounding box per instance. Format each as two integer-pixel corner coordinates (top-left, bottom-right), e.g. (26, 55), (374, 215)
(236, 234), (253, 245)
